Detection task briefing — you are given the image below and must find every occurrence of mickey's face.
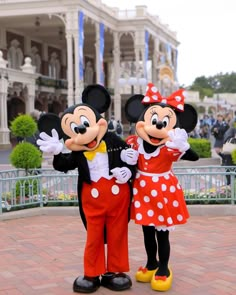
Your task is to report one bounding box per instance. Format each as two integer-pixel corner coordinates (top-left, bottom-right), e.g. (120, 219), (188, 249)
(61, 105), (107, 151)
(136, 104), (177, 146)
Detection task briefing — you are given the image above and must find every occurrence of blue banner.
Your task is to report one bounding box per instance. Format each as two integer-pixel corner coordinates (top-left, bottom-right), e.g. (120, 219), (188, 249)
(79, 11), (84, 80)
(145, 30), (149, 78)
(99, 23), (104, 85)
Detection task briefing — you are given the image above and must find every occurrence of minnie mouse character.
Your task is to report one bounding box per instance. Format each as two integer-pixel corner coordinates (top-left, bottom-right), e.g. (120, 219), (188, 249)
(37, 84), (138, 293)
(124, 83), (199, 291)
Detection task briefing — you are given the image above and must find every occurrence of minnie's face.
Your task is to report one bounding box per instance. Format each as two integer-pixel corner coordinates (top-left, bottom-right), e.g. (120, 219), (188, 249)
(136, 104), (177, 146)
(61, 105), (107, 151)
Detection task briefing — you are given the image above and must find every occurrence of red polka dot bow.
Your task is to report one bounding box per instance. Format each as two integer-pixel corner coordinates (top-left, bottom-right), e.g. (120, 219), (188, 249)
(141, 83), (186, 112)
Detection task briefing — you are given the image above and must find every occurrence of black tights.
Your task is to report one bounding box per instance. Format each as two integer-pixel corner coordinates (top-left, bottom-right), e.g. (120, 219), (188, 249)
(142, 225), (170, 276)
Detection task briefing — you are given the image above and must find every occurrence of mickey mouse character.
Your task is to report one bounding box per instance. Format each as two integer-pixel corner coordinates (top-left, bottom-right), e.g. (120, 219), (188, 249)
(124, 83), (199, 291)
(37, 84), (138, 293)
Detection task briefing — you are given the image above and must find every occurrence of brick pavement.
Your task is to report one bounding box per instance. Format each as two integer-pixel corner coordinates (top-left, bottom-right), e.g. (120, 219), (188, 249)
(0, 212), (236, 295)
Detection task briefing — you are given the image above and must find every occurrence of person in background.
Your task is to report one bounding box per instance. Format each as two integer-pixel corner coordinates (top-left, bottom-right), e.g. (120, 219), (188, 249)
(211, 114), (229, 156)
(220, 126), (236, 186)
(116, 120), (123, 138)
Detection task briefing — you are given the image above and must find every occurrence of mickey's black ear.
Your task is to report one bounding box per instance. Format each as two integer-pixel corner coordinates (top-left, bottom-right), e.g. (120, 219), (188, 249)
(177, 104), (198, 133)
(82, 84), (111, 113)
(38, 113), (64, 139)
(125, 94), (146, 123)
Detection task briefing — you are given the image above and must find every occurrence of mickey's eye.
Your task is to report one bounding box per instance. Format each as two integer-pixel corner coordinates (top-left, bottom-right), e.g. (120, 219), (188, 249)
(70, 122), (80, 133)
(151, 113), (159, 125)
(162, 116), (170, 127)
(80, 115), (90, 127)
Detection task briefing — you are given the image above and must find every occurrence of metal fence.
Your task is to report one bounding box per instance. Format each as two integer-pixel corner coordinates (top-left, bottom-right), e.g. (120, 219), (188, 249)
(0, 166), (236, 214)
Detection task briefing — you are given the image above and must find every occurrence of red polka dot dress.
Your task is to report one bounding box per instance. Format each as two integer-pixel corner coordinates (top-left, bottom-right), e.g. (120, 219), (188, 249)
(130, 136), (189, 231)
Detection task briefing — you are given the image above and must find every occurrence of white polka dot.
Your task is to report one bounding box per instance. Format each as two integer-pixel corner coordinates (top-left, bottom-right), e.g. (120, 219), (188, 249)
(134, 201), (141, 208)
(161, 184), (167, 191)
(177, 183), (181, 189)
(147, 210), (154, 217)
(157, 202), (163, 209)
(144, 196), (150, 202)
(158, 215), (164, 222)
(152, 95), (158, 100)
(175, 95), (182, 102)
(177, 104), (184, 111)
(143, 96), (150, 103)
(136, 213), (143, 220)
(170, 186), (176, 193)
(177, 214), (183, 221)
(145, 162), (148, 165)
(151, 86), (158, 92)
(140, 180), (146, 187)
(167, 217), (173, 224)
(161, 99), (167, 104)
(151, 190), (158, 197)
(149, 223), (155, 226)
(152, 176), (159, 182)
(144, 167), (148, 170)
(164, 197), (168, 204)
(164, 174), (170, 180)
(173, 200), (179, 207)
(91, 188), (99, 198)
(111, 185), (119, 195)
(133, 188), (138, 195)
(136, 173), (141, 179)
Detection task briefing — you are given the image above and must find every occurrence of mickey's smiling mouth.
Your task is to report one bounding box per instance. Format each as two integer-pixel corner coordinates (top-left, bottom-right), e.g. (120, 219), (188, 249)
(86, 138), (97, 149)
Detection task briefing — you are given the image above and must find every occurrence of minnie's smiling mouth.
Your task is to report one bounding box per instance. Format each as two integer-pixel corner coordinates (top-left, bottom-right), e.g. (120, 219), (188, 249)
(149, 135), (163, 144)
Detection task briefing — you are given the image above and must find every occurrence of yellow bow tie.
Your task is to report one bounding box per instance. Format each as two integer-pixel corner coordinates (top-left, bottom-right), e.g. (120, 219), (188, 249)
(84, 141), (107, 161)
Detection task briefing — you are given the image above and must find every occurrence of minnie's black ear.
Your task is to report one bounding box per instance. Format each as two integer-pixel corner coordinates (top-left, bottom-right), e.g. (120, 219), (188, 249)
(177, 104), (198, 133)
(82, 84), (111, 114)
(125, 94), (146, 123)
(38, 113), (64, 139)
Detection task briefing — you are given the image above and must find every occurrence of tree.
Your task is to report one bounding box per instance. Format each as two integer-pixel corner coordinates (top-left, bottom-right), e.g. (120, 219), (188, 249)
(10, 114), (42, 175)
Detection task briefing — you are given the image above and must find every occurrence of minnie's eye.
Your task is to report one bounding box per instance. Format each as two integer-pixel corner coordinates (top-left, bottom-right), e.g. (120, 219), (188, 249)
(151, 113), (159, 125)
(162, 116), (170, 127)
(70, 122), (79, 133)
(80, 115), (90, 127)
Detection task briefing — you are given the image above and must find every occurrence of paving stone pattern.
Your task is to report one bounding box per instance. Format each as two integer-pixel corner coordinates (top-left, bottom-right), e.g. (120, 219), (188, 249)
(0, 215), (236, 295)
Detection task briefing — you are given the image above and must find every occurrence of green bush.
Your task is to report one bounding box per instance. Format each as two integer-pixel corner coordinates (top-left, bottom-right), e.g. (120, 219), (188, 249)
(10, 114), (37, 138)
(188, 138), (211, 158)
(15, 179), (39, 197)
(231, 149), (236, 164)
(10, 142), (42, 171)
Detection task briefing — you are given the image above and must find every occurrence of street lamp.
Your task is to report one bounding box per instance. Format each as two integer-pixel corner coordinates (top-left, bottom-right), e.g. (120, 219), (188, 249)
(118, 60), (147, 95)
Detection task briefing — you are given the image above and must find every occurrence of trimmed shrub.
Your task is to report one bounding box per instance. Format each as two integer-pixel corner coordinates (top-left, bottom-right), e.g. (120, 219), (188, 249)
(10, 142), (42, 171)
(10, 114), (37, 138)
(188, 138), (211, 158)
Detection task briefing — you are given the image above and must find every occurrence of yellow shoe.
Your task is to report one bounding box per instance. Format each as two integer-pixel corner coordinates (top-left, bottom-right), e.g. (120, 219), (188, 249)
(135, 267), (157, 283)
(151, 269), (173, 291)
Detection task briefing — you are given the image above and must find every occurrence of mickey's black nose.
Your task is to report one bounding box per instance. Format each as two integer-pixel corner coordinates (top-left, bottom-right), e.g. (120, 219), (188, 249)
(74, 125), (87, 134)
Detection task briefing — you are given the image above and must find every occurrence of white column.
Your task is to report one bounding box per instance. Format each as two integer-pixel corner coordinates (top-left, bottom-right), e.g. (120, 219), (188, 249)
(95, 22), (101, 84)
(152, 38), (160, 86)
(0, 75), (11, 149)
(24, 83), (36, 114)
(73, 11), (83, 104)
(65, 31), (74, 106)
(113, 32), (121, 121)
(65, 11), (74, 106)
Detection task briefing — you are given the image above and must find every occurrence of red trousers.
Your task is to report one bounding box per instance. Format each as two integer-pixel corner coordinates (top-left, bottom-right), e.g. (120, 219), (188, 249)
(82, 177), (130, 277)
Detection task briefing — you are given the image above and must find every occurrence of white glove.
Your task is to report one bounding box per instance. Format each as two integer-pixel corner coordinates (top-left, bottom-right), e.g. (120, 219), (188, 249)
(36, 129), (63, 155)
(120, 148), (139, 165)
(165, 128), (190, 152)
(111, 167), (132, 184)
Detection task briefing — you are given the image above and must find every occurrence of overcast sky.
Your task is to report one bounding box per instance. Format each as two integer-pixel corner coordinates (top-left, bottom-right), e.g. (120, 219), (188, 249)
(102, 0), (236, 86)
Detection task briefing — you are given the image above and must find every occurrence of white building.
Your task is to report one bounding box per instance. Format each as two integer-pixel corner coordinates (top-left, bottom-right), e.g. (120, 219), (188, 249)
(0, 0), (180, 149)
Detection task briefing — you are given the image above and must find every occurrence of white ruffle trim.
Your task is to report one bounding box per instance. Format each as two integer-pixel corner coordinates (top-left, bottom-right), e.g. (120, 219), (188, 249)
(137, 137), (164, 160)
